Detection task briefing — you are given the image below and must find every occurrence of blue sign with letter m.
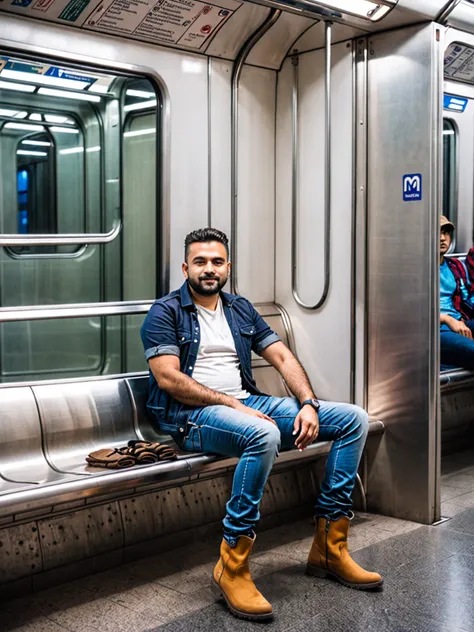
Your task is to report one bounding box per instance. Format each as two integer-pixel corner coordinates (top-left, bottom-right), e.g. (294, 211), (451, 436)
(403, 173), (422, 202)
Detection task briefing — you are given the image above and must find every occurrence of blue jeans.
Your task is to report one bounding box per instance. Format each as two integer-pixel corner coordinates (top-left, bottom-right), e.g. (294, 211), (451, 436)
(440, 319), (474, 370)
(178, 396), (368, 545)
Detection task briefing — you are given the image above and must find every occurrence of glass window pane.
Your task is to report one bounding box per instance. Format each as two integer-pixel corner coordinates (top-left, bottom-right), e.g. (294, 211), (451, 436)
(0, 314), (148, 382)
(443, 118), (457, 226)
(0, 54), (118, 244)
(0, 55), (159, 383)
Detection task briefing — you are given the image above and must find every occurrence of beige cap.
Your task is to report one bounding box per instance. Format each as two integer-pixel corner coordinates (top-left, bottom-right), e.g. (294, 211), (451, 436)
(441, 215), (455, 231)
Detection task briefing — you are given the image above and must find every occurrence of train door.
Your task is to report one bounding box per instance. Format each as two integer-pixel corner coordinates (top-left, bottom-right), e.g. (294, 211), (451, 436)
(0, 54), (161, 383)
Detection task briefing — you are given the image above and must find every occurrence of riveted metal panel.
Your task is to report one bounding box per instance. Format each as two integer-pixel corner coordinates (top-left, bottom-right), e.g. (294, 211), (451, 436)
(121, 488), (180, 545)
(121, 476), (234, 546)
(441, 388), (474, 454)
(0, 523), (41, 583)
(37, 503), (123, 569)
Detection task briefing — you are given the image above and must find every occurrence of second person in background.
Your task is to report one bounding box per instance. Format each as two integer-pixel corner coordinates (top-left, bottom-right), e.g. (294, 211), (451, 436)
(440, 215), (474, 370)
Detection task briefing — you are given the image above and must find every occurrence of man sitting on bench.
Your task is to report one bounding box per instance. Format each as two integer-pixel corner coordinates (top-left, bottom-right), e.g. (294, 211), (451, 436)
(141, 228), (382, 622)
(440, 215), (474, 369)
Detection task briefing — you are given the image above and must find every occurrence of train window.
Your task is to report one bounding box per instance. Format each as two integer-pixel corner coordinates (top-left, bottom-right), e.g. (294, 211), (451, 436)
(13, 130), (57, 252)
(0, 53), (161, 382)
(17, 168), (29, 234)
(443, 118), (457, 226)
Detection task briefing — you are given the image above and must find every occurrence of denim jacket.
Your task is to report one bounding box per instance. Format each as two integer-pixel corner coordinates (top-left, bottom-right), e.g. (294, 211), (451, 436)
(140, 281), (281, 435)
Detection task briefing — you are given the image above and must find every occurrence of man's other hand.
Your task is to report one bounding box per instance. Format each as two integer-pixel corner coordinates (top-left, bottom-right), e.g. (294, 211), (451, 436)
(293, 405), (319, 450)
(445, 315), (473, 339)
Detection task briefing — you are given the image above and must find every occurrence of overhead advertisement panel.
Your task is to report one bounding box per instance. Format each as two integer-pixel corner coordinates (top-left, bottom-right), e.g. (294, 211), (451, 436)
(1, 0), (241, 52)
(445, 42), (474, 84)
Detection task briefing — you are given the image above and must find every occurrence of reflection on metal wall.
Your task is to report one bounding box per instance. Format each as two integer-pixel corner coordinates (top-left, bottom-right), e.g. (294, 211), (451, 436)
(366, 23), (440, 523)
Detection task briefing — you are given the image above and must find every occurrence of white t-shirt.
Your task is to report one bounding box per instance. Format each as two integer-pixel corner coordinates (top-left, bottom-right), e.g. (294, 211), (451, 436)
(192, 298), (250, 400)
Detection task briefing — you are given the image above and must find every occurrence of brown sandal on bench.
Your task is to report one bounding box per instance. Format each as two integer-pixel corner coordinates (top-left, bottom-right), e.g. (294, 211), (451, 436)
(127, 440), (177, 462)
(86, 447), (136, 469)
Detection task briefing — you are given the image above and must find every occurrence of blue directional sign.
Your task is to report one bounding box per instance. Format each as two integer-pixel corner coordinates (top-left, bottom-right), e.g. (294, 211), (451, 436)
(403, 174), (422, 202)
(444, 94), (468, 112)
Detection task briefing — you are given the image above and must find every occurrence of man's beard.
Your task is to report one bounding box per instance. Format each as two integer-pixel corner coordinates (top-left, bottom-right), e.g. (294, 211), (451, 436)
(188, 274), (227, 296)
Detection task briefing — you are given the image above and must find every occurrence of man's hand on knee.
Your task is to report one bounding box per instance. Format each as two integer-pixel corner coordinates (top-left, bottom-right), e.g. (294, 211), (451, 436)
(234, 402), (277, 427)
(293, 407), (319, 450)
(443, 315), (473, 338)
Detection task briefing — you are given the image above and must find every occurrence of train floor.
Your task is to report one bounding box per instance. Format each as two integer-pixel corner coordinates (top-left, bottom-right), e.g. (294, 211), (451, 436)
(1, 448), (474, 632)
(441, 446), (474, 518)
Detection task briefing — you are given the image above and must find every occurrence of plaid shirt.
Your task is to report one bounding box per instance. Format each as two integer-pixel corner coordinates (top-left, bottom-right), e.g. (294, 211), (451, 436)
(446, 247), (474, 321)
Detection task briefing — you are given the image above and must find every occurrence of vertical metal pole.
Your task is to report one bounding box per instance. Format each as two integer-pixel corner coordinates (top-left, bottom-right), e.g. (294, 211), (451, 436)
(291, 55), (299, 298)
(207, 56), (212, 228)
(324, 20), (332, 303)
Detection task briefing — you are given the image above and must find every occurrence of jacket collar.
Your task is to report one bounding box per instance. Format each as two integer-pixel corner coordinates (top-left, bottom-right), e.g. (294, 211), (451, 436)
(179, 281), (238, 310)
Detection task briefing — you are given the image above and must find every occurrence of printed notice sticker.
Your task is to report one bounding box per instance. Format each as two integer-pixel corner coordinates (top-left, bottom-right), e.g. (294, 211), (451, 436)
(31, 0), (56, 12)
(2, 0), (239, 49)
(445, 43), (474, 84)
(178, 4), (230, 49)
(85, 0), (238, 48)
(403, 174), (422, 202)
(6, 0), (104, 23)
(85, 0), (155, 34)
(58, 0), (92, 21)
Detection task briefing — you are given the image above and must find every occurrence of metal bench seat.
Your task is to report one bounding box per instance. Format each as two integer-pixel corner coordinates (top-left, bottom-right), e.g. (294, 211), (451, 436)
(0, 304), (384, 519)
(440, 367), (474, 454)
(0, 387), (79, 492)
(0, 417), (384, 517)
(440, 367), (474, 389)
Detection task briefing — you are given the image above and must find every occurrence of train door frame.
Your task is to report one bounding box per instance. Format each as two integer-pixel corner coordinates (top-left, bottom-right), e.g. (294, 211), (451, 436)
(0, 32), (171, 384)
(443, 31), (474, 254)
(360, 22), (442, 524)
(0, 36), (171, 293)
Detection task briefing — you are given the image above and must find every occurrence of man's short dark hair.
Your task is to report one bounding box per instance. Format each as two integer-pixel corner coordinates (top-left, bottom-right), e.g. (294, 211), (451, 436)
(184, 228), (229, 261)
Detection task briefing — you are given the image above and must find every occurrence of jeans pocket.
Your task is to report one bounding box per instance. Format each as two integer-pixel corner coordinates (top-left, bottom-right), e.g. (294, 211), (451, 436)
(184, 424), (202, 453)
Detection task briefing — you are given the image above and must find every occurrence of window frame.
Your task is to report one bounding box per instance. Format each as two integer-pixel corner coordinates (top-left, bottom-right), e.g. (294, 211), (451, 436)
(0, 42), (169, 385)
(442, 117), (459, 253)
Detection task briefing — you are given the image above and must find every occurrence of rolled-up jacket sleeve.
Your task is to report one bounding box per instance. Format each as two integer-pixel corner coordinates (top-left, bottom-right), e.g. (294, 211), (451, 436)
(250, 305), (281, 355)
(140, 303), (179, 361)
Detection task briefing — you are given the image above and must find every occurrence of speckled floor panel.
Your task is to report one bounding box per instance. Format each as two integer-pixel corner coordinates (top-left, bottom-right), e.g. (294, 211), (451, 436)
(441, 447), (474, 518)
(1, 449), (474, 632)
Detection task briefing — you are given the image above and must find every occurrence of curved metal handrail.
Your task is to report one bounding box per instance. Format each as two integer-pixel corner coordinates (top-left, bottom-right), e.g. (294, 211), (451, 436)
(230, 8), (282, 295)
(0, 218), (122, 247)
(0, 299), (153, 323)
(437, 0), (463, 23)
(291, 21), (332, 310)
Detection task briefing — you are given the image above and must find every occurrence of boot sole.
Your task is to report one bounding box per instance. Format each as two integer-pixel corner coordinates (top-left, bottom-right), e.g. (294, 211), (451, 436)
(305, 563), (384, 591)
(211, 578), (274, 621)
